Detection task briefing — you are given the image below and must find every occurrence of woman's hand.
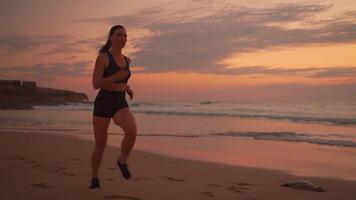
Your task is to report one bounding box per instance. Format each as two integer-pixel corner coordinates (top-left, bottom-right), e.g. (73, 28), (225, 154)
(126, 85), (134, 100)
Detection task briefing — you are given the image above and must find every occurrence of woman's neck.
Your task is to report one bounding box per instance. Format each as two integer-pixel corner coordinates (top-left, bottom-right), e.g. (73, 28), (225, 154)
(110, 48), (122, 56)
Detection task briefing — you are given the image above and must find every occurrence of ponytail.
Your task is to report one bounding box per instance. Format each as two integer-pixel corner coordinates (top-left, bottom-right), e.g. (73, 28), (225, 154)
(99, 39), (111, 54)
(98, 25), (125, 54)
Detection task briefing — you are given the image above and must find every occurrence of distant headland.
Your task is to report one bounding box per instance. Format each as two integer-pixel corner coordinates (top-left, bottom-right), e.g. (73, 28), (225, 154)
(0, 79), (89, 109)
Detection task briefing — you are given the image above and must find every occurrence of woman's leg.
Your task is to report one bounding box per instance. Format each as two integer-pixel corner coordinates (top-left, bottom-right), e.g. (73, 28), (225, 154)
(113, 107), (137, 163)
(91, 115), (111, 178)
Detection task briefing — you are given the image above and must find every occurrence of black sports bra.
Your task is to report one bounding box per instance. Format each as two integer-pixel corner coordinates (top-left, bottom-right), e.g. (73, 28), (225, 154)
(102, 51), (131, 83)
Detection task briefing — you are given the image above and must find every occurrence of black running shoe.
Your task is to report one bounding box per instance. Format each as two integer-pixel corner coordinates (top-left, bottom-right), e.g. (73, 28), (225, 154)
(89, 177), (100, 189)
(117, 161), (131, 180)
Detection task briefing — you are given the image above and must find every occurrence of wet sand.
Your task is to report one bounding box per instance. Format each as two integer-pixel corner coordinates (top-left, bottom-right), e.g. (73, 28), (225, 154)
(1, 131), (355, 200)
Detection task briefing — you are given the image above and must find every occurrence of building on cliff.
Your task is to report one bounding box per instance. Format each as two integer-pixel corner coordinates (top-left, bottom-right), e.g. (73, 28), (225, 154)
(0, 80), (37, 89)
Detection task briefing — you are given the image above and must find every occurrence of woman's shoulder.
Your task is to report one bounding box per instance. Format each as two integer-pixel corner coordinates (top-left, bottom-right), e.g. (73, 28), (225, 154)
(97, 52), (110, 67)
(98, 52), (110, 59)
(123, 55), (131, 65)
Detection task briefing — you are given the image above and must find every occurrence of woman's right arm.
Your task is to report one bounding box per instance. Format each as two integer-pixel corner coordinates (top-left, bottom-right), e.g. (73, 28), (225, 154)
(92, 53), (128, 90)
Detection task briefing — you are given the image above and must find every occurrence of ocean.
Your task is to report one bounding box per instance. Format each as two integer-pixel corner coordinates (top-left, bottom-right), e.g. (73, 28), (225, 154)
(1, 101), (356, 180)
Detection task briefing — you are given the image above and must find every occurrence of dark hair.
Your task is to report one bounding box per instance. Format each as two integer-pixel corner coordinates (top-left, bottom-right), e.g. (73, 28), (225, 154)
(99, 25), (125, 54)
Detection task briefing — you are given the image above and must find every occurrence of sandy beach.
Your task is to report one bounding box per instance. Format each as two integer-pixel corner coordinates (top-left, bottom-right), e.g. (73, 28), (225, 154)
(1, 131), (355, 200)
(1, 0), (356, 199)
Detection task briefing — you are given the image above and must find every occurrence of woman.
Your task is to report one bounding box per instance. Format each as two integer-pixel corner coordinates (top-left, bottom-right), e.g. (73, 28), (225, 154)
(90, 25), (137, 189)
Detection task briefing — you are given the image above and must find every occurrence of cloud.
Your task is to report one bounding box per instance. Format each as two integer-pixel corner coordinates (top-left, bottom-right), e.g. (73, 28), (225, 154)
(84, 3), (356, 75)
(0, 34), (100, 55)
(0, 61), (91, 79)
(4, 62), (351, 80)
(311, 67), (356, 78)
(40, 38), (101, 56)
(222, 66), (316, 76)
(216, 66), (356, 78)
(0, 34), (67, 51)
(2, 2), (355, 79)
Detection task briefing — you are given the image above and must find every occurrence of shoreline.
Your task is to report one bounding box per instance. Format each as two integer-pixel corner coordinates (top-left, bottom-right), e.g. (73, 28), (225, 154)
(2, 127), (356, 181)
(1, 131), (356, 200)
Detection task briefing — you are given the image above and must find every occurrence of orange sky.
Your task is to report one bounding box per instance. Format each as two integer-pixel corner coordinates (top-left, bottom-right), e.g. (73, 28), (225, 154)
(0, 0), (356, 102)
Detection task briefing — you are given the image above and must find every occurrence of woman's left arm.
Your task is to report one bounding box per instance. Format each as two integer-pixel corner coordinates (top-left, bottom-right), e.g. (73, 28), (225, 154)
(126, 57), (134, 99)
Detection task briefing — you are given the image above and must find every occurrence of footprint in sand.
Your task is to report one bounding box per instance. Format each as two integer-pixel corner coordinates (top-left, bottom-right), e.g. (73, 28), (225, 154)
(45, 166), (67, 174)
(200, 191), (216, 197)
(49, 169), (61, 173)
(31, 183), (51, 189)
(205, 181), (255, 194)
(161, 176), (186, 182)
(206, 183), (224, 188)
(104, 195), (141, 200)
(232, 182), (255, 187)
(227, 186), (245, 193)
(226, 181), (256, 194)
(24, 160), (36, 164)
(5, 156), (26, 161)
(22, 160), (43, 169)
(55, 166), (67, 169)
(132, 177), (151, 181)
(61, 172), (76, 176)
(33, 163), (44, 168)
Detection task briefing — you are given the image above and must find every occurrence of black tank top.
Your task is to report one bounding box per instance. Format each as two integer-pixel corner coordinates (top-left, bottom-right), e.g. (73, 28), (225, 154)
(103, 51), (131, 83)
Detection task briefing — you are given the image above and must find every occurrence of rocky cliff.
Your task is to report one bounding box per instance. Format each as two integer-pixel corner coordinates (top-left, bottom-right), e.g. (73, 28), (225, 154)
(0, 80), (89, 109)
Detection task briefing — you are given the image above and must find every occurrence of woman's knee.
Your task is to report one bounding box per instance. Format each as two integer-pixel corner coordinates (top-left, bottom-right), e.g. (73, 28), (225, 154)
(124, 126), (137, 138)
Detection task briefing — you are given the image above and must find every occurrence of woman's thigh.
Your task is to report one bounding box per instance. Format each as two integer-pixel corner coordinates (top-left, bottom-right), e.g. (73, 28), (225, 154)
(112, 108), (137, 134)
(92, 115), (111, 144)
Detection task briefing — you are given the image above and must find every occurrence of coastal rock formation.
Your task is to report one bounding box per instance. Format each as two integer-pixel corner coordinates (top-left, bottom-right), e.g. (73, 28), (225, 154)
(0, 80), (89, 109)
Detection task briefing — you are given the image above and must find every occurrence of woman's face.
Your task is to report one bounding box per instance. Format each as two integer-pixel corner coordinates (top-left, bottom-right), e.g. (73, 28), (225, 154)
(110, 28), (127, 49)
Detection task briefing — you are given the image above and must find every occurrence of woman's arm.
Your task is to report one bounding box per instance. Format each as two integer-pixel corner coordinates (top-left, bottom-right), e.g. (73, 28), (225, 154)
(92, 53), (129, 90)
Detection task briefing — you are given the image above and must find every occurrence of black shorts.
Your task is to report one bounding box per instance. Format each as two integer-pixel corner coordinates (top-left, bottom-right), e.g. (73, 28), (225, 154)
(93, 89), (129, 118)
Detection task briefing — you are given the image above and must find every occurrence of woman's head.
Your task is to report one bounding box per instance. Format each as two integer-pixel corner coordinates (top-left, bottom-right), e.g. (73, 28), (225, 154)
(99, 25), (127, 54)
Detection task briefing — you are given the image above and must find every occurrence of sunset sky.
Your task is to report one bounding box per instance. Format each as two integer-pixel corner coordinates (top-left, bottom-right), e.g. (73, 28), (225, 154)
(1, 0), (356, 102)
